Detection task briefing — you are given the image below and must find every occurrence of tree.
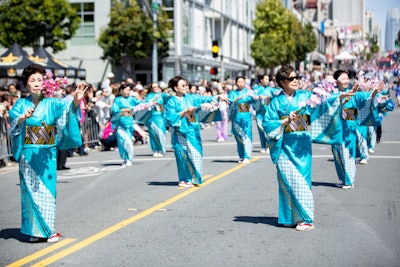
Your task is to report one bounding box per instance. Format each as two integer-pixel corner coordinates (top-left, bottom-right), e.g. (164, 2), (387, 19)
(97, 0), (172, 67)
(0, 0), (81, 52)
(293, 21), (317, 68)
(250, 0), (297, 70)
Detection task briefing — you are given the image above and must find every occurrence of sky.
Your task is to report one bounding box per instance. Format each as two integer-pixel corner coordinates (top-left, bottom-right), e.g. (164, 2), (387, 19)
(366, 0), (400, 48)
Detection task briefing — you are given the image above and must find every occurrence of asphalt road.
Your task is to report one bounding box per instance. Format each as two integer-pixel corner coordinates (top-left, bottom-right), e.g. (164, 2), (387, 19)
(1, 107), (399, 267)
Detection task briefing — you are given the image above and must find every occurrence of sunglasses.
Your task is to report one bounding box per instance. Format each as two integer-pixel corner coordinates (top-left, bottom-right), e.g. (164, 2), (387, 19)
(285, 76), (299, 82)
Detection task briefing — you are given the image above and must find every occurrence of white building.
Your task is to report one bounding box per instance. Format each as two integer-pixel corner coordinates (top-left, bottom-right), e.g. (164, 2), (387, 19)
(332, 0), (365, 33)
(46, 0), (261, 85)
(385, 7), (400, 51)
(54, 0), (112, 85)
(163, 0), (260, 84)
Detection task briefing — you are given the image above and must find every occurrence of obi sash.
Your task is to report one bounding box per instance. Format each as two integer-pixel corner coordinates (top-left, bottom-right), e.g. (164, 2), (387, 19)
(342, 108), (357, 120)
(25, 124), (56, 145)
(121, 109), (133, 117)
(186, 110), (197, 122)
(282, 114), (310, 133)
(154, 104), (164, 112)
(237, 103), (250, 112)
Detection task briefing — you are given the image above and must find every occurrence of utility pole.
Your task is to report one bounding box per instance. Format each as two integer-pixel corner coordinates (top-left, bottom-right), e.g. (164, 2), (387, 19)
(139, 0), (161, 82)
(174, 0), (182, 75)
(152, 0), (161, 82)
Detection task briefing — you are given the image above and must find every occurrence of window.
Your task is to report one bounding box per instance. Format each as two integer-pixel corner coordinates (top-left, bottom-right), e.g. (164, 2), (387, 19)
(70, 2), (95, 45)
(163, 0), (175, 44)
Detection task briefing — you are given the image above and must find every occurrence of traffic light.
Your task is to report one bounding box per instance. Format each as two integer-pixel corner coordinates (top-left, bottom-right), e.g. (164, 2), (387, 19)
(210, 67), (218, 75)
(212, 40), (219, 58)
(395, 40), (399, 48)
(41, 22), (53, 47)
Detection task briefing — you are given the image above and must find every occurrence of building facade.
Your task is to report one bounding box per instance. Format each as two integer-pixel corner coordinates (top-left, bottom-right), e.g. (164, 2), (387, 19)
(163, 0), (260, 84)
(51, 0), (261, 85)
(385, 7), (400, 51)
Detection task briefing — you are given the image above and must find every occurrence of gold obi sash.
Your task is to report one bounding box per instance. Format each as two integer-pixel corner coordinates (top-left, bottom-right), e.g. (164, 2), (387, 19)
(121, 109), (132, 117)
(25, 124), (56, 145)
(237, 103), (250, 112)
(186, 110), (197, 122)
(342, 108), (357, 120)
(154, 104), (164, 112)
(282, 114), (310, 133)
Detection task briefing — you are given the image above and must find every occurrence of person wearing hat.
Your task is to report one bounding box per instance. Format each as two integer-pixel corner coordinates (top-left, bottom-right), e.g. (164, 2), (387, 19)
(132, 83), (145, 100)
(101, 72), (115, 92)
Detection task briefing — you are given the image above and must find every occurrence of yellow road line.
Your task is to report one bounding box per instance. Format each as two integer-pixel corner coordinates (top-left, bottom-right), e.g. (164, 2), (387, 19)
(6, 238), (76, 267)
(25, 158), (259, 266)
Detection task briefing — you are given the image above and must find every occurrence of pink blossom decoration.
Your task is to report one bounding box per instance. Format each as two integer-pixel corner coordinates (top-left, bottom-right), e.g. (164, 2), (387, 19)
(132, 102), (153, 113)
(355, 71), (382, 91)
(301, 75), (338, 109)
(42, 71), (69, 98)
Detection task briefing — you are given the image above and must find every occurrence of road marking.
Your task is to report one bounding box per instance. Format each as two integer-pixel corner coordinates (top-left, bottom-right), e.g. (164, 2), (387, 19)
(24, 158), (260, 266)
(6, 238), (76, 267)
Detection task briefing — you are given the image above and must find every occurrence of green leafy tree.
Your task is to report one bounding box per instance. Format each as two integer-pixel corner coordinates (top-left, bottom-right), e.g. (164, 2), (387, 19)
(293, 21), (317, 68)
(250, 0), (297, 70)
(98, 0), (172, 67)
(364, 33), (379, 60)
(370, 34), (379, 55)
(0, 0), (81, 52)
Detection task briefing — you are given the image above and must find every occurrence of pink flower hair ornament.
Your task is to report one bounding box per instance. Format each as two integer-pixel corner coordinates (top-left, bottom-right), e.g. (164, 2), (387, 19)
(41, 71), (69, 98)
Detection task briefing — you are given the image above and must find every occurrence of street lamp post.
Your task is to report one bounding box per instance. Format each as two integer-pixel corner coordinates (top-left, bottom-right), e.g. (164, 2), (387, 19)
(152, 0), (161, 82)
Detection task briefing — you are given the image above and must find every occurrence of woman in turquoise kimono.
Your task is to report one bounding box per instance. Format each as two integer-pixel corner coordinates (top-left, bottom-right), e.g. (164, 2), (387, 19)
(332, 70), (380, 190)
(253, 74), (279, 154)
(145, 82), (171, 157)
(9, 64), (86, 243)
(111, 83), (142, 167)
(262, 65), (352, 231)
(164, 76), (226, 188)
(228, 76), (258, 164)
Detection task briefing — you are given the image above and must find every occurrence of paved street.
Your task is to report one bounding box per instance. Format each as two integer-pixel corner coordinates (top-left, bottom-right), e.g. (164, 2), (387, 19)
(1, 108), (400, 267)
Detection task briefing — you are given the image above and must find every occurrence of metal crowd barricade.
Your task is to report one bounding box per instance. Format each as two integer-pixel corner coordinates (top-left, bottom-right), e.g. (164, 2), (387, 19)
(0, 116), (13, 162)
(81, 109), (100, 147)
(0, 111), (100, 166)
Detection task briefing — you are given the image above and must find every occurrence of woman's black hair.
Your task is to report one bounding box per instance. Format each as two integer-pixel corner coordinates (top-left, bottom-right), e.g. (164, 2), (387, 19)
(333, 70), (348, 81)
(118, 83), (131, 96)
(168, 76), (185, 92)
(21, 64), (45, 86)
(275, 65), (295, 88)
(235, 76), (245, 84)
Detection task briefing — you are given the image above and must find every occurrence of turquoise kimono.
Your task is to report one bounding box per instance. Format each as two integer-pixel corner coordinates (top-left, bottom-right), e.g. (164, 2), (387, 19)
(228, 88), (257, 161)
(331, 89), (374, 186)
(111, 96), (141, 163)
(252, 85), (279, 151)
(9, 96), (82, 238)
(145, 92), (171, 154)
(164, 94), (217, 185)
(263, 90), (342, 225)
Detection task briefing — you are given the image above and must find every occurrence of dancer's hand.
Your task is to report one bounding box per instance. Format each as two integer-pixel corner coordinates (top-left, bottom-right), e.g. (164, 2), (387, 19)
(74, 83), (88, 108)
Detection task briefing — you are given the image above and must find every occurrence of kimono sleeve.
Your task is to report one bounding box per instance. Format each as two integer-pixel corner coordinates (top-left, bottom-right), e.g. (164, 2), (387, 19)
(164, 98), (182, 127)
(192, 95), (222, 123)
(262, 99), (284, 164)
(355, 91), (377, 126)
(8, 99), (28, 161)
(307, 95), (343, 145)
(57, 101), (82, 150)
